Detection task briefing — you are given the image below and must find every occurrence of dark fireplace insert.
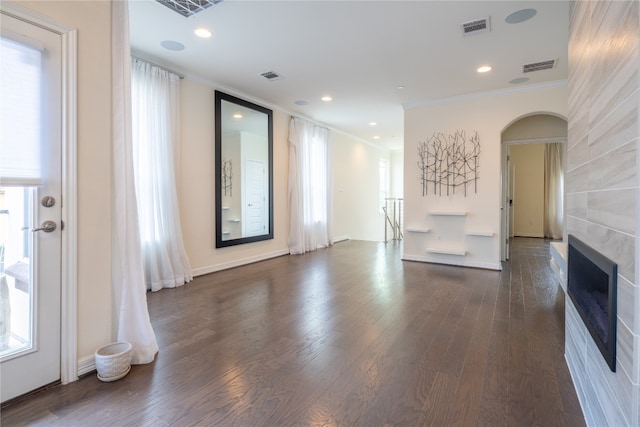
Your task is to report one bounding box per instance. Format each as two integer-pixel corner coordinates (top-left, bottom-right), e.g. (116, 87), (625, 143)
(567, 235), (617, 372)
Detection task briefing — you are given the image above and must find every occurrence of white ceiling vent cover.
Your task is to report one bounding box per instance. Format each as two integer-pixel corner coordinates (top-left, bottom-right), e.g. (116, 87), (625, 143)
(155, 0), (223, 18)
(259, 70), (283, 81)
(523, 59), (557, 73)
(461, 17), (491, 36)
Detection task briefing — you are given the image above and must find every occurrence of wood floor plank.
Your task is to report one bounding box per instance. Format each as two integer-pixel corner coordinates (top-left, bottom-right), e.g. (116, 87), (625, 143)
(310, 288), (444, 426)
(351, 285), (461, 426)
(446, 284), (496, 427)
(1, 238), (586, 427)
(476, 317), (510, 427)
(355, 272), (478, 426)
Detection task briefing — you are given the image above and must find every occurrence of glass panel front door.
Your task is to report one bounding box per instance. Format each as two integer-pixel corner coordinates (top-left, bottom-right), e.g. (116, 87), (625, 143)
(1, 10), (63, 403)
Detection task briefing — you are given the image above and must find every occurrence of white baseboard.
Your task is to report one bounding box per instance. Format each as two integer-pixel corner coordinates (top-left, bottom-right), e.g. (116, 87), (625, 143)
(332, 235), (350, 243)
(77, 355), (96, 377)
(192, 248), (291, 277)
(514, 232), (545, 238)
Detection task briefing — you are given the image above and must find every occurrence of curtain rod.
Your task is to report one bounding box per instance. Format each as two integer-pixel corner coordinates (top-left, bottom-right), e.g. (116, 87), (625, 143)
(131, 56), (185, 79)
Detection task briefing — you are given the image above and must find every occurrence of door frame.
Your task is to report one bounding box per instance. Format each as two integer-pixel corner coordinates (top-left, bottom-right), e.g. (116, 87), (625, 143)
(500, 136), (567, 261)
(1, 2), (78, 385)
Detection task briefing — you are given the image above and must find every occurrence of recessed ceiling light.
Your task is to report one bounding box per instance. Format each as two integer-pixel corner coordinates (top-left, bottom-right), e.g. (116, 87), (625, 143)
(509, 77), (530, 84)
(505, 8), (537, 24)
(321, 96), (332, 102)
(397, 85), (405, 90)
(233, 113), (242, 119)
(477, 65), (492, 73)
(195, 28), (212, 38)
(373, 136), (380, 140)
(369, 122), (377, 126)
(160, 40), (185, 51)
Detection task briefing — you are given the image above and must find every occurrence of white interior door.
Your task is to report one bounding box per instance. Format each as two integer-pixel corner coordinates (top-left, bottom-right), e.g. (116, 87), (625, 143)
(244, 159), (266, 237)
(1, 13), (63, 403)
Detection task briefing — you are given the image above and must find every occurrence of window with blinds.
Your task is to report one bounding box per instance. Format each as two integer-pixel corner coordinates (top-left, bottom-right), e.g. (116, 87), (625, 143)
(1, 36), (42, 186)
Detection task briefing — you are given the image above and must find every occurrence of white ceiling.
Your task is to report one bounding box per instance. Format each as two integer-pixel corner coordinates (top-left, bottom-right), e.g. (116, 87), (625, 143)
(129, 0), (569, 151)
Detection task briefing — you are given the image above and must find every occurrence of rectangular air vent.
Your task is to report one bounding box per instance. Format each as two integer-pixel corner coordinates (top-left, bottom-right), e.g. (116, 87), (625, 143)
(156, 0), (223, 18)
(523, 59), (557, 73)
(259, 70), (283, 81)
(461, 17), (491, 36)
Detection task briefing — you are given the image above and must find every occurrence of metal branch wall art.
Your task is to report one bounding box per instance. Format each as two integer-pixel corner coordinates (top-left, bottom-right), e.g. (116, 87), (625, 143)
(417, 130), (480, 197)
(222, 159), (233, 196)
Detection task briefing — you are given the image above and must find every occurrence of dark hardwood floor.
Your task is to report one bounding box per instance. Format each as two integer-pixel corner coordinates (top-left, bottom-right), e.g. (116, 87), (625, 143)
(1, 238), (585, 426)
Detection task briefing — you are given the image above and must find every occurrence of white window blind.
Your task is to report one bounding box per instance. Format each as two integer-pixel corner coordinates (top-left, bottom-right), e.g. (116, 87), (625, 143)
(1, 36), (43, 185)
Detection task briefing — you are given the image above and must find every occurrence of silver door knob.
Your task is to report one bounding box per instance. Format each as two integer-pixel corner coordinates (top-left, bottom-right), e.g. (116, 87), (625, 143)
(32, 221), (57, 233)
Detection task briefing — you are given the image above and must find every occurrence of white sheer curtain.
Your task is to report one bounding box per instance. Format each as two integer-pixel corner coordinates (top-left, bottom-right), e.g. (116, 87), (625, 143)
(111, 0), (158, 364)
(131, 58), (193, 291)
(544, 142), (564, 240)
(288, 117), (332, 254)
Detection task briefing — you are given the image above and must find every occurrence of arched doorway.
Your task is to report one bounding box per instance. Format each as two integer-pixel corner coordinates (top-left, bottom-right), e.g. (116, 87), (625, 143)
(500, 114), (567, 260)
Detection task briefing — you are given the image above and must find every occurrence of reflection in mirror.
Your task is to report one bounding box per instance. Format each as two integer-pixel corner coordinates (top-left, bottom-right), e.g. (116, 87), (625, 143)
(215, 91), (273, 248)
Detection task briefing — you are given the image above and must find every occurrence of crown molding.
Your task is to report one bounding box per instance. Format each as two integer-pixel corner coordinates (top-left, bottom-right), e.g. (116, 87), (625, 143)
(403, 80), (568, 111)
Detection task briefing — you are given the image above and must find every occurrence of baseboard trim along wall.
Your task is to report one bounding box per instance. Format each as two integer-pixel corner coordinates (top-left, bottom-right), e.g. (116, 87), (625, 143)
(514, 232), (545, 238)
(77, 355), (96, 377)
(192, 249), (291, 277)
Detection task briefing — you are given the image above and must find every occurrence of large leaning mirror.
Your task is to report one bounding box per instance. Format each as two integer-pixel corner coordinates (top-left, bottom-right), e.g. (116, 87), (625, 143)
(215, 91), (273, 248)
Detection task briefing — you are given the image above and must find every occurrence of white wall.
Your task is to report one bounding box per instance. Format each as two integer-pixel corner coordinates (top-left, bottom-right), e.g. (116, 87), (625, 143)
(220, 133), (242, 240)
(390, 150), (404, 199)
(510, 144), (545, 238)
(332, 132), (391, 242)
(403, 85), (568, 270)
(18, 0), (114, 364)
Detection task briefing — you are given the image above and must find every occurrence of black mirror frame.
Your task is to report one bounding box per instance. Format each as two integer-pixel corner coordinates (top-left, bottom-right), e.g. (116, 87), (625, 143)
(215, 91), (274, 248)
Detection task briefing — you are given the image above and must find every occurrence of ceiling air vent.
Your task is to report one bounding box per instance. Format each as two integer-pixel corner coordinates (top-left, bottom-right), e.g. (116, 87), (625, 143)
(461, 17), (491, 36)
(523, 59), (557, 73)
(156, 0), (223, 18)
(259, 70), (283, 81)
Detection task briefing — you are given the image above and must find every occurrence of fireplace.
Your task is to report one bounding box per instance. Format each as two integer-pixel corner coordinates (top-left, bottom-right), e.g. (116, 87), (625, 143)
(567, 235), (617, 372)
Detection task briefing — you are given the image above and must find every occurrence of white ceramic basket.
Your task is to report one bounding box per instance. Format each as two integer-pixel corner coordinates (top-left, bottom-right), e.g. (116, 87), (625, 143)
(95, 342), (132, 382)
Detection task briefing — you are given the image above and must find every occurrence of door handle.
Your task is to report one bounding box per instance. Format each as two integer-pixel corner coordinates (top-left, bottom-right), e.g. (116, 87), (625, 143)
(32, 220), (57, 233)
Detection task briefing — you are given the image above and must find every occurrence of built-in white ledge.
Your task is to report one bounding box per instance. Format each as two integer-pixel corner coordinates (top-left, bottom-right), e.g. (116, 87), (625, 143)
(406, 227), (430, 233)
(549, 241), (567, 292)
(428, 211), (467, 216)
(465, 231), (493, 237)
(425, 248), (466, 256)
